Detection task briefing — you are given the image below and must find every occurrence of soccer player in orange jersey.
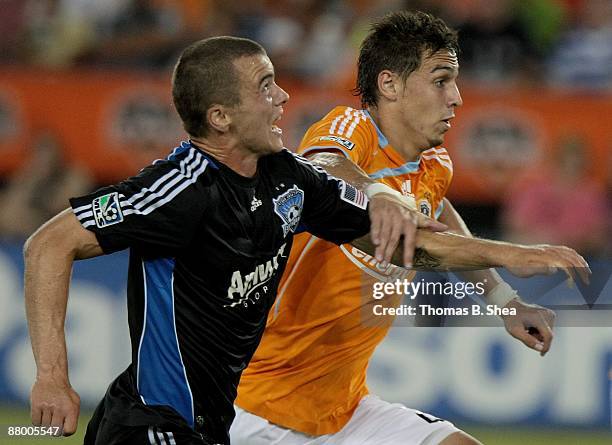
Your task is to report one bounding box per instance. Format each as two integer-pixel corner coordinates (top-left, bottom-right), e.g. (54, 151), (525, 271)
(231, 11), (590, 445)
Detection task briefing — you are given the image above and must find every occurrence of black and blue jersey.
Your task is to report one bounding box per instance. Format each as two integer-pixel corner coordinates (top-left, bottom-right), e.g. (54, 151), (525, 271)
(70, 141), (370, 444)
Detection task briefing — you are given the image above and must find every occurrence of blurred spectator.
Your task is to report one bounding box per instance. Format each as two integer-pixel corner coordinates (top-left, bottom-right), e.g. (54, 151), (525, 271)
(501, 134), (608, 257)
(604, 147), (612, 257)
(442, 0), (541, 85)
(0, 131), (92, 239)
(0, 0), (30, 64)
(78, 0), (196, 69)
(547, 0), (612, 90)
(240, 0), (355, 84)
(22, 0), (96, 68)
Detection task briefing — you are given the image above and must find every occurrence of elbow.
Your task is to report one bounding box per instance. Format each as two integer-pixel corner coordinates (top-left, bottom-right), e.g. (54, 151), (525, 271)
(23, 214), (75, 263)
(23, 225), (52, 265)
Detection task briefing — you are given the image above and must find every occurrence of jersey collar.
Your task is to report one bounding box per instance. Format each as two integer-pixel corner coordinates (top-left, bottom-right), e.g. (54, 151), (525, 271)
(362, 109), (421, 172)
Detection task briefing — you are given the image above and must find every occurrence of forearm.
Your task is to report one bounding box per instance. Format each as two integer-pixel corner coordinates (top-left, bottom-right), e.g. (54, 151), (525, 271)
(24, 229), (74, 381)
(414, 230), (508, 272)
(24, 209), (103, 381)
(351, 230), (514, 271)
(438, 198), (506, 294)
(307, 152), (375, 191)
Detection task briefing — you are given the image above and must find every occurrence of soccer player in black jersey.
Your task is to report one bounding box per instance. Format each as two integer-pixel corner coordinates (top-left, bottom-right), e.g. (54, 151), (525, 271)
(23, 37), (445, 445)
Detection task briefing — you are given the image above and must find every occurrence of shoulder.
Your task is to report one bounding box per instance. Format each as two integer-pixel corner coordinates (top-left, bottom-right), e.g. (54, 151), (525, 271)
(271, 149), (335, 179)
(116, 141), (217, 210)
(299, 106), (376, 157)
(134, 141), (216, 186)
(306, 106), (371, 138)
(420, 146), (453, 175)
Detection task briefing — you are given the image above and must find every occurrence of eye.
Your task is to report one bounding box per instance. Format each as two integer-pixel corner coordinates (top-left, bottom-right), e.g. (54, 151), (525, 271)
(261, 81), (271, 93)
(434, 79), (445, 88)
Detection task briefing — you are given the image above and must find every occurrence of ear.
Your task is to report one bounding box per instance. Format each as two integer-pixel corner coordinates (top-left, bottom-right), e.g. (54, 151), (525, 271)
(207, 105), (231, 133)
(377, 70), (400, 102)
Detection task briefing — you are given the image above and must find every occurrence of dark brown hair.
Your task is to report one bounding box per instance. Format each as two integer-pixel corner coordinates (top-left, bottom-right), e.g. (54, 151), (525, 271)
(354, 11), (459, 107)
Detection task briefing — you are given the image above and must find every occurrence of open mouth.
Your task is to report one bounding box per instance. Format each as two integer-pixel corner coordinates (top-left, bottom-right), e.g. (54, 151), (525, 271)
(440, 115), (454, 129)
(271, 114), (283, 135)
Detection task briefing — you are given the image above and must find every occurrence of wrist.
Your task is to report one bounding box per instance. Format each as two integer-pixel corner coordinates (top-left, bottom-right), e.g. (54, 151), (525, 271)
(365, 183), (416, 209)
(486, 282), (519, 307)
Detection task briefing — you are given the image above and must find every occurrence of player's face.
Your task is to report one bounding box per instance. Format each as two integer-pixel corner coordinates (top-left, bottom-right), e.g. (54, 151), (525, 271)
(230, 54), (289, 154)
(396, 49), (462, 151)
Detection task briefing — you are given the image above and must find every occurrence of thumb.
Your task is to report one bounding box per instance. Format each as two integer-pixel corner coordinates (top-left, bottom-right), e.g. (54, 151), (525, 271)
(417, 215), (447, 232)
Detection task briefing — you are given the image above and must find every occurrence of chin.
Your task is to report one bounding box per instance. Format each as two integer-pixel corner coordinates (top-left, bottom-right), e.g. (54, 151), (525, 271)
(429, 136), (444, 147)
(260, 143), (283, 155)
(270, 136), (284, 152)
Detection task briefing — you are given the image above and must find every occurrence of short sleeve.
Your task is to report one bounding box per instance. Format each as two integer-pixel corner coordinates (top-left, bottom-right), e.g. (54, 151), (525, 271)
(297, 106), (374, 168)
(287, 151), (371, 245)
(69, 150), (211, 255)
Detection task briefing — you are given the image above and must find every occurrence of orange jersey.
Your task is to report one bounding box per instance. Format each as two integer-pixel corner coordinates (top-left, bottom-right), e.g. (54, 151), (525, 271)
(236, 106), (453, 435)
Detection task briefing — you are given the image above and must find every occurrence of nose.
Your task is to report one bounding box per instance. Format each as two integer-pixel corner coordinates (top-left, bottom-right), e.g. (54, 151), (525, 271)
(274, 83), (290, 106)
(449, 83), (463, 108)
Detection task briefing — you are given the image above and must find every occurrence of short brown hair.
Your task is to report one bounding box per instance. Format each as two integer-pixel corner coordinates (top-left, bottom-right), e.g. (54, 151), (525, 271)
(172, 36), (265, 137)
(354, 11), (459, 107)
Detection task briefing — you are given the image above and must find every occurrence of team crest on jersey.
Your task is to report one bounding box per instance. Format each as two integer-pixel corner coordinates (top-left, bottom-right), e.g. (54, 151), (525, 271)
(318, 135), (355, 150)
(418, 199), (432, 217)
(92, 192), (124, 228)
(273, 185), (304, 237)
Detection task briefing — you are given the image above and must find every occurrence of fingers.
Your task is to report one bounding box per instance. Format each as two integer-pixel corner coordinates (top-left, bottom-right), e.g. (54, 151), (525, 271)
(374, 212), (392, 263)
(369, 196), (419, 267)
(402, 215), (417, 268)
(369, 206), (382, 247)
(560, 266), (576, 286)
(40, 406), (53, 427)
(509, 325), (546, 354)
(520, 245), (591, 285)
(30, 383), (80, 437)
(50, 410), (65, 436)
(533, 316), (555, 357)
(556, 247), (591, 285)
(383, 217), (403, 266)
(31, 405), (42, 426)
(506, 305), (556, 356)
(62, 410), (78, 436)
(417, 214), (448, 232)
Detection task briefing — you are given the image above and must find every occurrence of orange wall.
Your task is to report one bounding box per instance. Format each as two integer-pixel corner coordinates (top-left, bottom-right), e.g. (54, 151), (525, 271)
(0, 70), (609, 203)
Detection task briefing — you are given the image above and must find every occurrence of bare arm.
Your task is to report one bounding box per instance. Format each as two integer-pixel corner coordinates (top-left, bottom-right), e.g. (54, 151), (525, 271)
(24, 208), (104, 435)
(307, 152), (447, 266)
(313, 153), (589, 279)
(437, 198), (590, 356)
(437, 198), (589, 286)
(310, 152), (591, 355)
(351, 230), (562, 272)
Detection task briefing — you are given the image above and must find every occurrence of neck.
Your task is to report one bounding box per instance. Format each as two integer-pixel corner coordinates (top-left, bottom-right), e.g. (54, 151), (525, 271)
(367, 105), (421, 162)
(190, 136), (259, 177)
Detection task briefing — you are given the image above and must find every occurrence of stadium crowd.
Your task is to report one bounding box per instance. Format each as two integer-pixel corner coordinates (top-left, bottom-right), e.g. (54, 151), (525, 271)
(0, 0), (610, 90)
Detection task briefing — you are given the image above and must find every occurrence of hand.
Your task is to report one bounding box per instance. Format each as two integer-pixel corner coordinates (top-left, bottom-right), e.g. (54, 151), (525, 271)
(502, 298), (556, 356)
(502, 244), (591, 285)
(368, 192), (447, 267)
(31, 377), (80, 436)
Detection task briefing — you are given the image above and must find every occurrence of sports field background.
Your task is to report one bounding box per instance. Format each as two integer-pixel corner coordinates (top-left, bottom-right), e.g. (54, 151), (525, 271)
(0, 406), (610, 445)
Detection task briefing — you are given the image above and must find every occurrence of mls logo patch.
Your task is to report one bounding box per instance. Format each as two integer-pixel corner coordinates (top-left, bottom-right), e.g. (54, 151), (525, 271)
(418, 199), (432, 217)
(273, 185), (304, 237)
(92, 192), (124, 228)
